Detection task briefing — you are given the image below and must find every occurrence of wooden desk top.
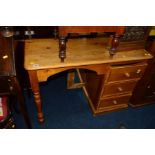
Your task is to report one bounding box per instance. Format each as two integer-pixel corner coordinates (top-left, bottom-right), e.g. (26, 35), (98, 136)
(24, 38), (153, 70)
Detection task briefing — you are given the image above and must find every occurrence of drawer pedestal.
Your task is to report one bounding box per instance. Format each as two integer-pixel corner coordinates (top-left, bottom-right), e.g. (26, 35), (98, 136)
(85, 61), (149, 114)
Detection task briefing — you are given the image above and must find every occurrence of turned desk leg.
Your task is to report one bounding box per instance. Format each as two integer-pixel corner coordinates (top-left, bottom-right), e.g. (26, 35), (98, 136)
(110, 34), (120, 55)
(59, 36), (66, 62)
(28, 70), (44, 123)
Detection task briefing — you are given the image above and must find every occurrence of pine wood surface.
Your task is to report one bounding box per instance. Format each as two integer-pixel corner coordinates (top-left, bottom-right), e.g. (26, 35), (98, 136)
(24, 38), (152, 70)
(101, 79), (138, 98)
(98, 94), (131, 109)
(24, 38), (153, 122)
(107, 63), (148, 83)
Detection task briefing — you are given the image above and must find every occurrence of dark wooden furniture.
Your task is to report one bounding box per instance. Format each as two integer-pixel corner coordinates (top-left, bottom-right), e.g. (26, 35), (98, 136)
(0, 28), (31, 128)
(58, 26), (125, 62)
(13, 26), (58, 39)
(58, 26), (152, 62)
(119, 26), (151, 51)
(130, 37), (155, 106)
(24, 38), (152, 123)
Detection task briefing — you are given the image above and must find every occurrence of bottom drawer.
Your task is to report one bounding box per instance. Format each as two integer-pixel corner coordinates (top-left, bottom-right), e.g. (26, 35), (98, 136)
(99, 94), (131, 109)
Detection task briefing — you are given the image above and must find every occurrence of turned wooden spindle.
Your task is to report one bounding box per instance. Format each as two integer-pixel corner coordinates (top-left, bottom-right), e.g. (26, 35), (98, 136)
(28, 70), (44, 123)
(58, 26), (125, 61)
(33, 92), (44, 122)
(110, 34), (121, 55)
(59, 37), (67, 62)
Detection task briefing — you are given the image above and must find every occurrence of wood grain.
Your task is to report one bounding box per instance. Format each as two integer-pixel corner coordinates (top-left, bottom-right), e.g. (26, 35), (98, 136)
(58, 26), (125, 36)
(101, 79), (138, 97)
(24, 38), (152, 70)
(107, 63), (148, 83)
(98, 94), (131, 109)
(24, 38), (153, 119)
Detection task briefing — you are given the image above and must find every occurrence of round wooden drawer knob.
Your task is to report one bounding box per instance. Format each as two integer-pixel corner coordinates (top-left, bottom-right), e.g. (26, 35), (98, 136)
(10, 86), (13, 91)
(125, 72), (130, 78)
(113, 100), (117, 105)
(136, 69), (141, 74)
(118, 87), (123, 92)
(8, 79), (11, 82)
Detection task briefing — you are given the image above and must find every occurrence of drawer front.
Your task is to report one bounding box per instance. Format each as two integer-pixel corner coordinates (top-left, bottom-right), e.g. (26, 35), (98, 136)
(107, 63), (147, 82)
(102, 80), (137, 97)
(99, 94), (131, 108)
(0, 77), (11, 94)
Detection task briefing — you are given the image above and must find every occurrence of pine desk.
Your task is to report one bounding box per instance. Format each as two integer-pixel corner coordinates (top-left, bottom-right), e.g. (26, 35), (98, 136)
(24, 38), (152, 123)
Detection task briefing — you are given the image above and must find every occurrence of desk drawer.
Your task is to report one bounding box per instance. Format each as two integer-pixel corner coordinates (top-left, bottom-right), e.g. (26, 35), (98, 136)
(107, 63), (147, 82)
(99, 94), (131, 109)
(102, 80), (137, 97)
(0, 77), (11, 94)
